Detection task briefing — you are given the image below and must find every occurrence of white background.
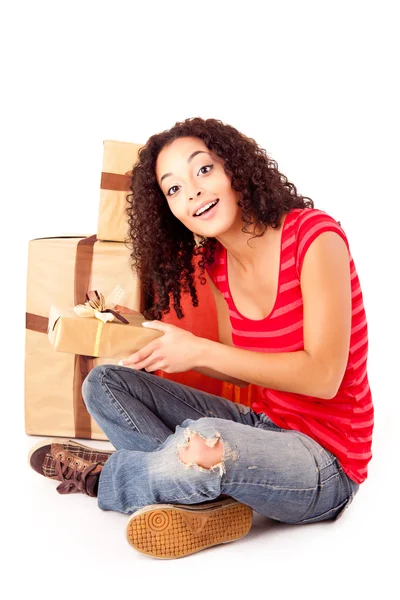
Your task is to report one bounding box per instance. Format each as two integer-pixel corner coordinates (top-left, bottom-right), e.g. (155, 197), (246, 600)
(2, 1), (398, 598)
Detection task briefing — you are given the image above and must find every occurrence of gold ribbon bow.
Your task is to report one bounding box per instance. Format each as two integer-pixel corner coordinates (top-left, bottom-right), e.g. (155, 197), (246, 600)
(74, 290), (129, 357)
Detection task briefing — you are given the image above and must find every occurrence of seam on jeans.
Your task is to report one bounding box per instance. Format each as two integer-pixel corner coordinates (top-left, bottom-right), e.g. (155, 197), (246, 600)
(319, 471), (340, 487)
(224, 469), (340, 493)
(223, 480), (316, 492)
(133, 370), (211, 418)
(124, 491), (210, 513)
(319, 458), (337, 470)
(100, 373), (145, 435)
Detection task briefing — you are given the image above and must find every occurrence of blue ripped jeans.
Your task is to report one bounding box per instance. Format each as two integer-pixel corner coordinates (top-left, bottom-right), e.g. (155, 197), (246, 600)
(81, 365), (359, 523)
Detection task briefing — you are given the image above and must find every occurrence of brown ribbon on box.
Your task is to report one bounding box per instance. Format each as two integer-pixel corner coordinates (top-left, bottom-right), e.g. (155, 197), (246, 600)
(26, 235), (97, 438)
(101, 172), (131, 192)
(25, 313), (48, 334)
(72, 235), (97, 438)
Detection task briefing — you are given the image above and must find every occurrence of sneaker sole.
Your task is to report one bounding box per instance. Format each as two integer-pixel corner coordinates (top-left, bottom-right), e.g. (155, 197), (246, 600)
(28, 437), (115, 471)
(125, 498), (253, 559)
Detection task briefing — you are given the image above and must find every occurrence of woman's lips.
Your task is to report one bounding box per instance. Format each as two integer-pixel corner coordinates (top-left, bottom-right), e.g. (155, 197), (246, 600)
(193, 199), (219, 219)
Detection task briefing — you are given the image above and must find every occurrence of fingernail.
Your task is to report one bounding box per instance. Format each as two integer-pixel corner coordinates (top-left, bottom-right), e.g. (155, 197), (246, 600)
(118, 360), (124, 366)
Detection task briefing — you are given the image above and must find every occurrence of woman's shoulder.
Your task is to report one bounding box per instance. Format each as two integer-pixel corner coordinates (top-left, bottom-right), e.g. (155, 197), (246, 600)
(292, 207), (351, 276)
(290, 207), (340, 225)
(291, 206), (343, 228)
(290, 206), (347, 243)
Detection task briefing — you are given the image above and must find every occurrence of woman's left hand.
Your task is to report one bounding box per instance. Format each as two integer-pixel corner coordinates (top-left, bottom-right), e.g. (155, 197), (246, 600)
(119, 321), (205, 373)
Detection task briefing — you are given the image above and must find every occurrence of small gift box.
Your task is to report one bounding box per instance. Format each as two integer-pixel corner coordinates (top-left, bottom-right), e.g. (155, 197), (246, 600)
(98, 139), (143, 242)
(48, 290), (162, 358)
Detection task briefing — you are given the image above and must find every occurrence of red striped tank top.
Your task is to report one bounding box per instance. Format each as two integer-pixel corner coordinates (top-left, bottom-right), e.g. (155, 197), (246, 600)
(205, 207), (374, 484)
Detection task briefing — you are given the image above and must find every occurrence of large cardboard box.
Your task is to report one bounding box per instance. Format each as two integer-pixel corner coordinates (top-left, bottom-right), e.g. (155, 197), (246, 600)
(25, 235), (142, 440)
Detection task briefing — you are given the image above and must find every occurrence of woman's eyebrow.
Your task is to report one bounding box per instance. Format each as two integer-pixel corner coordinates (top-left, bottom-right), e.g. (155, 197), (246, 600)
(160, 151), (211, 185)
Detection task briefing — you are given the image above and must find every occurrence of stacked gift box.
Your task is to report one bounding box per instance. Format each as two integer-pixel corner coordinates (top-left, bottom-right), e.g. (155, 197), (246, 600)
(25, 139), (262, 442)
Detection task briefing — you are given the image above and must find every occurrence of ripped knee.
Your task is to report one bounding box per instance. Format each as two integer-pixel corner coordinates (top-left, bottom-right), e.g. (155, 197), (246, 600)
(176, 428), (238, 476)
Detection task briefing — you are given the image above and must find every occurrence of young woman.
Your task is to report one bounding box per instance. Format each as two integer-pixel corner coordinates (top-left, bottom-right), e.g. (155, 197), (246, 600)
(29, 117), (373, 560)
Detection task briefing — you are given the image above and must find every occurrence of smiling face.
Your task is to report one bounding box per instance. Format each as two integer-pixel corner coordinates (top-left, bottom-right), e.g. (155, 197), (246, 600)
(155, 136), (243, 238)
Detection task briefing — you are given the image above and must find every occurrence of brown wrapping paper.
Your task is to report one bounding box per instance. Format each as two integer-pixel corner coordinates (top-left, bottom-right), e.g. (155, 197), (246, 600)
(98, 139), (143, 242)
(48, 308), (162, 358)
(25, 235), (142, 440)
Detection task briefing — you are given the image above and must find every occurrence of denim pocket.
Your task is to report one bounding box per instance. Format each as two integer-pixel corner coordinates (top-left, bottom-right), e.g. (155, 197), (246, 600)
(296, 462), (359, 524)
(297, 495), (354, 524)
(333, 467), (359, 521)
(333, 492), (355, 521)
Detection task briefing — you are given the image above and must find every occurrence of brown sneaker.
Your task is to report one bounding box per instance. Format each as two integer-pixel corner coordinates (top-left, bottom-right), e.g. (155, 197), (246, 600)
(28, 438), (115, 497)
(125, 498), (253, 559)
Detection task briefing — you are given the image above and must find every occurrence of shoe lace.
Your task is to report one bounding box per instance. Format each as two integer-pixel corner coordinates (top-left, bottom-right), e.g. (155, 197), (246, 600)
(55, 453), (102, 495)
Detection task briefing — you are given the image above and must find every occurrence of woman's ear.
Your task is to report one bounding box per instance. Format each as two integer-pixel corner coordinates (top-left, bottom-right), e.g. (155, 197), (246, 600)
(193, 233), (206, 247)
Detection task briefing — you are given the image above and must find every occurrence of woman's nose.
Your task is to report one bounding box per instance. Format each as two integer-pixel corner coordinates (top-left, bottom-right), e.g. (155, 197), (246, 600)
(188, 190), (202, 201)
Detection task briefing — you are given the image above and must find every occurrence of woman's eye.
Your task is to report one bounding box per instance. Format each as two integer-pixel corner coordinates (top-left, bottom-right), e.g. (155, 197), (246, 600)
(199, 164), (213, 175)
(166, 164), (213, 197)
(167, 185), (179, 197)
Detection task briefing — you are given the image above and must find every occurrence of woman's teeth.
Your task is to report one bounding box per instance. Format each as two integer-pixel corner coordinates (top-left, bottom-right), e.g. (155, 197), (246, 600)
(194, 199), (219, 217)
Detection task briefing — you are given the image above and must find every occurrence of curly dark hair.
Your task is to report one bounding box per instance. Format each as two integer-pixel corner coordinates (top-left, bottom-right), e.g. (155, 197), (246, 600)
(125, 117), (314, 321)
